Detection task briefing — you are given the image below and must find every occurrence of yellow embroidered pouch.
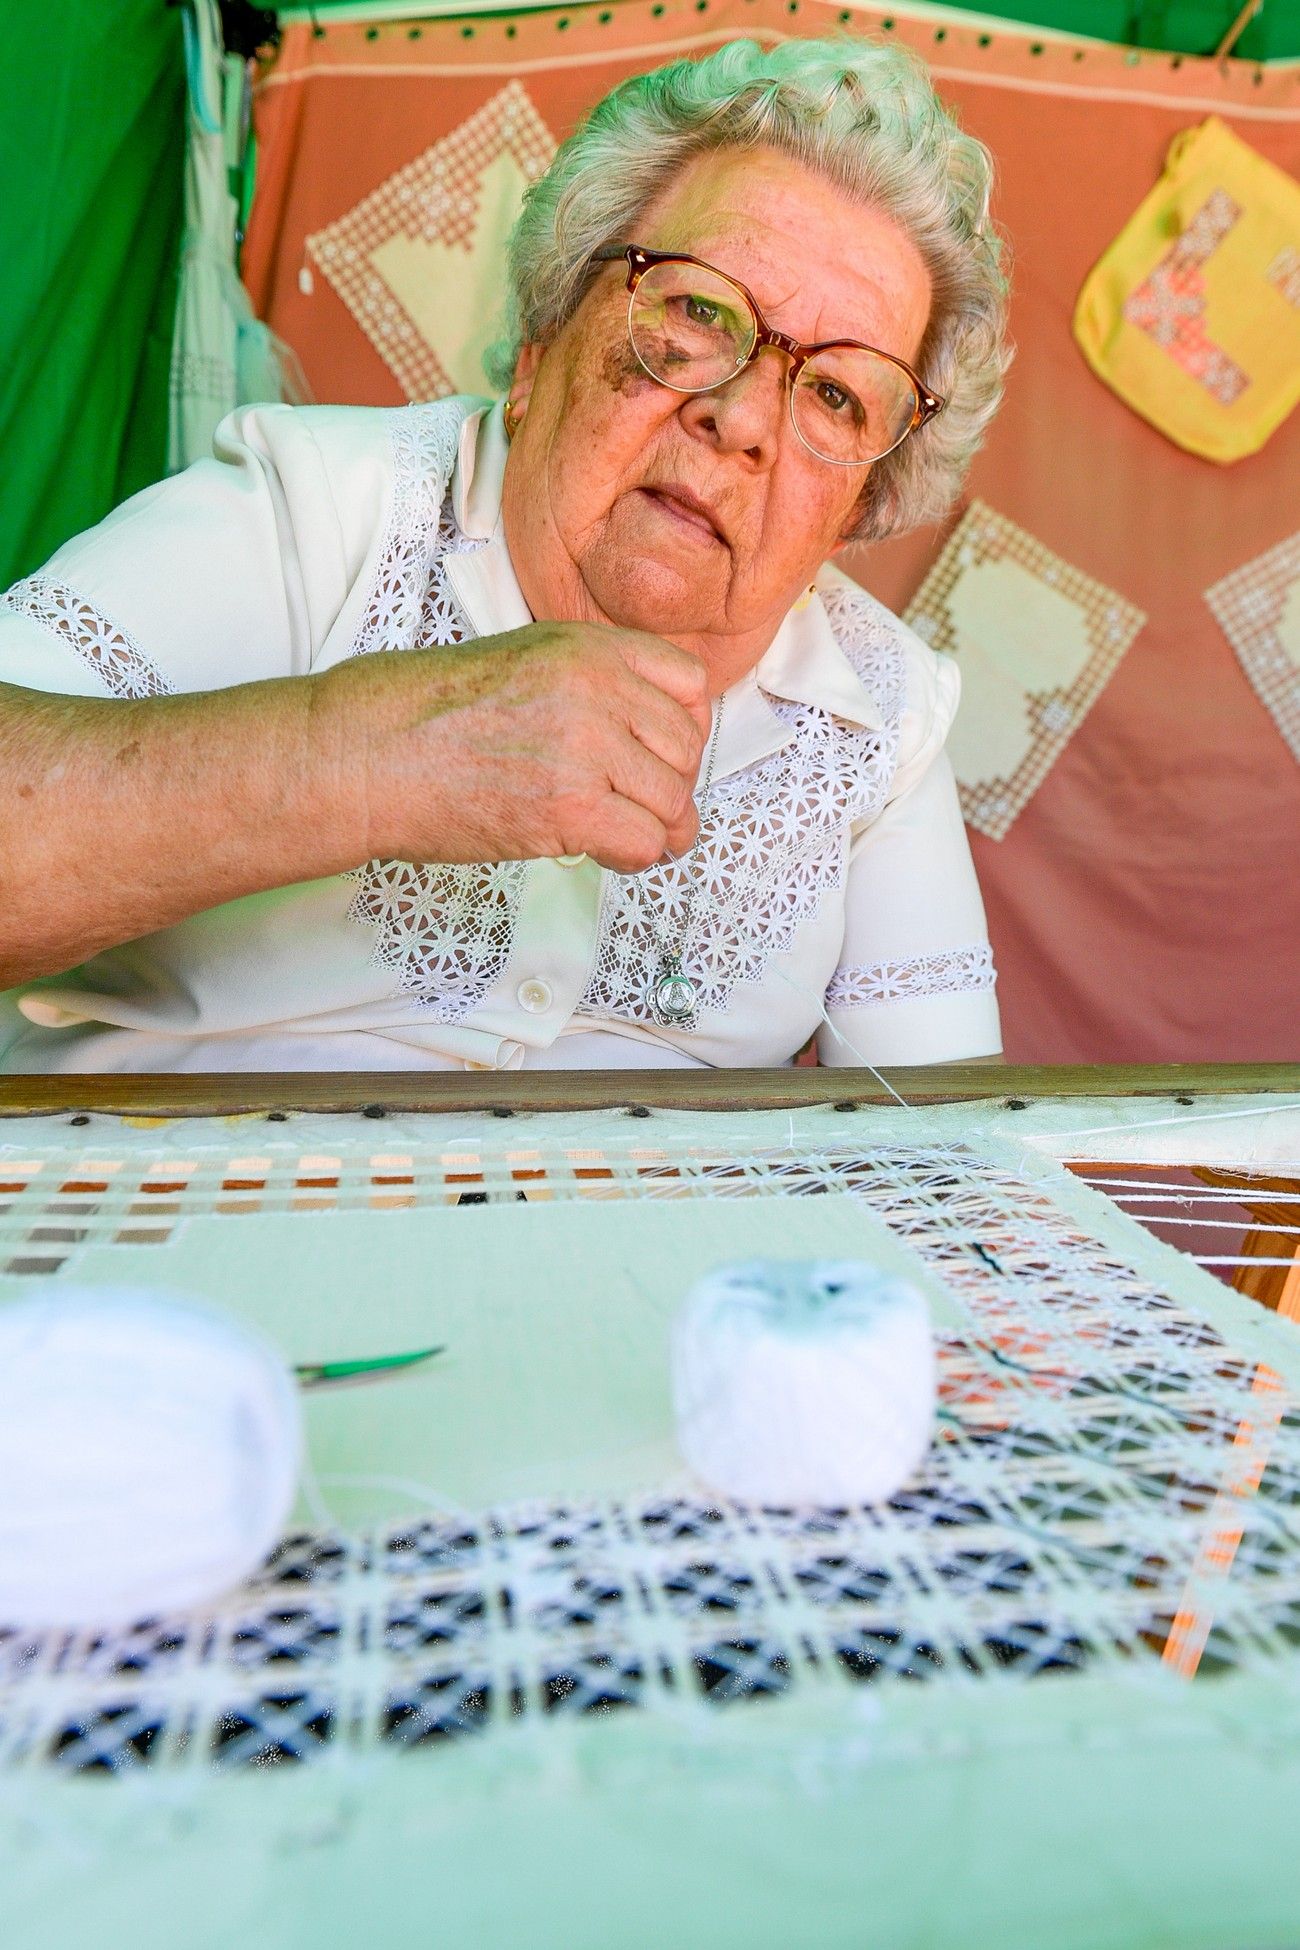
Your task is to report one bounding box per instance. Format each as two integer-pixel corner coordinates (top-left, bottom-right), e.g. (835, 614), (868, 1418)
(1073, 116), (1300, 463)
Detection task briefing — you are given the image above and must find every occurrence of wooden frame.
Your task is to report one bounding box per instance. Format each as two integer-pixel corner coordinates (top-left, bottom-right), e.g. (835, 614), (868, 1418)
(4, 1061), (1294, 1309)
(1, 1061), (1295, 1120)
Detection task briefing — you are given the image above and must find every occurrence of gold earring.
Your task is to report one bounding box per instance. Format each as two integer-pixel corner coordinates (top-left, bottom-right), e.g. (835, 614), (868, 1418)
(503, 397), (523, 441)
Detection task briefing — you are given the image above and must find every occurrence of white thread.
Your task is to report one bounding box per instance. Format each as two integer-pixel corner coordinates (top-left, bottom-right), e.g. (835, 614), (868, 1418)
(0, 1288), (301, 1629)
(788, 961), (1299, 1178)
(672, 1259), (936, 1506)
(314, 1472), (474, 1521)
(772, 958), (917, 1111)
(1045, 1102), (1300, 1142)
(1072, 1177), (1300, 1200)
(1196, 1257), (1300, 1268)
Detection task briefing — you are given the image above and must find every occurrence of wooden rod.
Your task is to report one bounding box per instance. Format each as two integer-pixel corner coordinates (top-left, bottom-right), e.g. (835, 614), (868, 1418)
(1214, 0), (1262, 60)
(1, 1063), (1296, 1120)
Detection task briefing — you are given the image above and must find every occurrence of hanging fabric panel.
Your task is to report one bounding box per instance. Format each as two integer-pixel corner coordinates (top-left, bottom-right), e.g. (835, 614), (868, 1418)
(168, 0), (311, 473)
(1073, 115), (1300, 462)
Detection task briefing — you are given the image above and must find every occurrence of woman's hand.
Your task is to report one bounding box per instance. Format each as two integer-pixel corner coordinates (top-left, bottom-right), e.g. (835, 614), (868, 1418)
(321, 621), (713, 874)
(0, 625), (710, 985)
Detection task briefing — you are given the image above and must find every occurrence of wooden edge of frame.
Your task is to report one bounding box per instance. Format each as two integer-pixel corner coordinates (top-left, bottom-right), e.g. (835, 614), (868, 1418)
(1, 1062), (1297, 1120)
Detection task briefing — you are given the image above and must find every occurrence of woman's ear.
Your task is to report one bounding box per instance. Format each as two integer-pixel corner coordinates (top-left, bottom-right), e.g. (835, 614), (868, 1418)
(508, 342), (545, 416)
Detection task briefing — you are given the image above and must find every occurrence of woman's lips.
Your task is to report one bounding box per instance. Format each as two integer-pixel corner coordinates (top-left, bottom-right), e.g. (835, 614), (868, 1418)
(639, 486), (725, 545)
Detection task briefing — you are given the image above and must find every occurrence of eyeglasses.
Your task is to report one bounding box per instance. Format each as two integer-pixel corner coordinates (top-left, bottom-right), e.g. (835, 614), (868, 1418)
(590, 243), (945, 467)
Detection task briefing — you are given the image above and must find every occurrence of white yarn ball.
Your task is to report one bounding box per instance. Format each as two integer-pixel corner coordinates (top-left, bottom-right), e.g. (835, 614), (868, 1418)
(672, 1259), (935, 1506)
(0, 1287), (301, 1629)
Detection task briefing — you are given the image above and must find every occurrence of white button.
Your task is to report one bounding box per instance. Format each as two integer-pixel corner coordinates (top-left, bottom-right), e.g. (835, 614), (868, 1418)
(555, 853), (586, 868)
(517, 978), (553, 1014)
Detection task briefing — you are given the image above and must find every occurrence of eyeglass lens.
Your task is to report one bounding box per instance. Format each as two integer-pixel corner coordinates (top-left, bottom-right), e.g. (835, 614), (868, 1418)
(627, 258), (921, 465)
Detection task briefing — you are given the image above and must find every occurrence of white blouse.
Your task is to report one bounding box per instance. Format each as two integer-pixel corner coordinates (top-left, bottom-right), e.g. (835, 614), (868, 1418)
(0, 396), (1000, 1074)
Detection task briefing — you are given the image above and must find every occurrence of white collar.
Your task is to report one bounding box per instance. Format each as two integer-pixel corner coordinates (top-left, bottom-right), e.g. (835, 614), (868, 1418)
(443, 400), (883, 777)
(451, 397), (511, 543)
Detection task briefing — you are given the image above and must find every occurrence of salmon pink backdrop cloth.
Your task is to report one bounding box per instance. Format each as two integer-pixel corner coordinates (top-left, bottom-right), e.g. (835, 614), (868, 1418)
(242, 3), (1300, 1062)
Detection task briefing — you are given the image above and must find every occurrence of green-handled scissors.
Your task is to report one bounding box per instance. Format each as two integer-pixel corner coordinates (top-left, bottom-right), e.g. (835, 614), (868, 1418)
(294, 1345), (445, 1392)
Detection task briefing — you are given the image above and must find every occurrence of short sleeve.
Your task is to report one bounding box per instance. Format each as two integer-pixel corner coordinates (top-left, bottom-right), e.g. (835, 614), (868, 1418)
(817, 650), (1001, 1067)
(0, 404), (357, 702)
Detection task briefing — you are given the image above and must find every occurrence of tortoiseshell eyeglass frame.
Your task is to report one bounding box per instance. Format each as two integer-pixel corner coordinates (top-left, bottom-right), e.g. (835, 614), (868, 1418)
(589, 243), (945, 466)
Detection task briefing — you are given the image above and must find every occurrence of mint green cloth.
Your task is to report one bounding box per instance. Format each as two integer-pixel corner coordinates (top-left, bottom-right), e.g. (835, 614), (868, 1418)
(9, 1671), (1300, 1950)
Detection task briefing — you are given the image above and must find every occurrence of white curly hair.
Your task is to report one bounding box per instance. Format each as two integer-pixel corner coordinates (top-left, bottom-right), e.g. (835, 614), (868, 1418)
(485, 34), (1011, 543)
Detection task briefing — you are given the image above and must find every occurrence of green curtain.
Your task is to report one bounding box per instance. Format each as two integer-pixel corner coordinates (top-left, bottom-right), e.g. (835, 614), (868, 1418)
(0, 0), (184, 590)
(937, 0), (1299, 60)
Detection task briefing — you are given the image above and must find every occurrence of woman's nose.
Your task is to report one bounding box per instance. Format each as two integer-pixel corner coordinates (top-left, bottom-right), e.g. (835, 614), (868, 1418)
(678, 347), (789, 465)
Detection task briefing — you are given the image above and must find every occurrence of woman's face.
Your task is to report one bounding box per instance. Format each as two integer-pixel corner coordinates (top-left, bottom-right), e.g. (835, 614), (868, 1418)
(501, 145), (933, 690)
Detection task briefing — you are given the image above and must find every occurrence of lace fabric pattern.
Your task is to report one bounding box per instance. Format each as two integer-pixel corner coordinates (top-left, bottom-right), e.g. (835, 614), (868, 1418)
(347, 401), (477, 661)
(345, 401), (531, 1021)
(342, 404), (927, 1029)
(578, 581), (907, 1025)
(2, 575), (175, 701)
(348, 857), (531, 1021)
(826, 943), (997, 1010)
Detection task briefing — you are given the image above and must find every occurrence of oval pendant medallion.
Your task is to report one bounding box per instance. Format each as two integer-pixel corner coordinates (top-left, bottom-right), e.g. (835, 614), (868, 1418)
(652, 967), (697, 1026)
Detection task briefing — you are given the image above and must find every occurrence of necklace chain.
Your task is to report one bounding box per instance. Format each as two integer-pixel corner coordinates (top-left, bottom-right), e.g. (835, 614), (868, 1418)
(646, 695), (725, 1030)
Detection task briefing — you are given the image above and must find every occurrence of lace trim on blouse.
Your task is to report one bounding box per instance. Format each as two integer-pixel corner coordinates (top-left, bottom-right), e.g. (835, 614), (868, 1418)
(348, 402), (473, 659)
(826, 942), (997, 1009)
(344, 403), (530, 1023)
(576, 579), (906, 1026)
(2, 575), (174, 700)
(340, 400), (924, 1030)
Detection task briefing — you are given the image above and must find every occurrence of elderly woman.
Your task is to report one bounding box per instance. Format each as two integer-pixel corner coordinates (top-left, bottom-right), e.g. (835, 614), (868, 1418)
(0, 36), (1008, 1075)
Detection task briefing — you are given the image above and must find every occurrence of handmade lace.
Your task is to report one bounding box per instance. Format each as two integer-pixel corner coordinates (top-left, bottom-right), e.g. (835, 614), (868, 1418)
(826, 943), (997, 1010)
(345, 404), (529, 1022)
(577, 580), (908, 1025)
(2, 575), (174, 699)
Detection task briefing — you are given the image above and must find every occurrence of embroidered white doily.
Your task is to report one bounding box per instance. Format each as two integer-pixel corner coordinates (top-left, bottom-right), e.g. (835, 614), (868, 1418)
(905, 503), (1145, 842)
(306, 80), (556, 402)
(1204, 530), (1300, 767)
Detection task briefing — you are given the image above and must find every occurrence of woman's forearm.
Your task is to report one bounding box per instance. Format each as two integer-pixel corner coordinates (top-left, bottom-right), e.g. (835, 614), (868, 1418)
(0, 673), (363, 986)
(0, 622), (708, 988)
